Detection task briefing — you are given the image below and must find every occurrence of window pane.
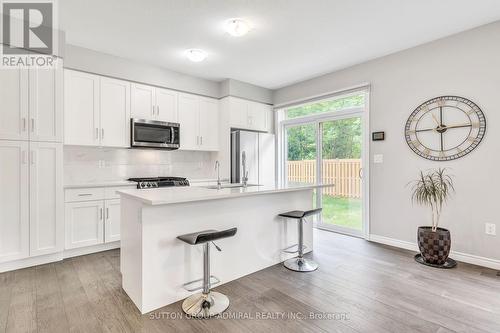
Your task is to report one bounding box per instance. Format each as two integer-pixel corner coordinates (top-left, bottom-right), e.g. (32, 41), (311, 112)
(286, 124), (317, 186)
(286, 94), (365, 119)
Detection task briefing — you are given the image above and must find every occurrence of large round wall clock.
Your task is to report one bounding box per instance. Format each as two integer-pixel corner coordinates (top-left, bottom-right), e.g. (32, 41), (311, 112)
(405, 96), (486, 161)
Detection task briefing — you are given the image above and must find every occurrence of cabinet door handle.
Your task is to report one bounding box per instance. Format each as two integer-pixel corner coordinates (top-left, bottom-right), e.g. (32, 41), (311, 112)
(31, 119), (35, 133)
(200, 136), (203, 145)
(100, 208), (103, 220)
(106, 208), (109, 220)
(95, 128), (99, 140)
(30, 151), (34, 165)
(156, 105), (160, 116)
(152, 105), (155, 116)
(22, 118), (26, 132)
(77, 193), (92, 197)
(101, 128), (104, 140)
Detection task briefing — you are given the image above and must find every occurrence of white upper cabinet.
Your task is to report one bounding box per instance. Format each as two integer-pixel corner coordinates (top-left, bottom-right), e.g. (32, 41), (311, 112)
(0, 65), (63, 142)
(228, 97), (248, 129)
(0, 141), (29, 263)
(64, 70), (100, 146)
(131, 84), (178, 122)
(178, 93), (219, 151)
(155, 87), (178, 122)
(247, 101), (268, 132)
(64, 69), (131, 147)
(178, 93), (199, 150)
(228, 97), (272, 132)
(0, 69), (28, 141)
(29, 64), (63, 143)
(29, 142), (63, 257)
(64, 69), (218, 150)
(199, 97), (219, 151)
(100, 77), (131, 147)
(131, 83), (155, 120)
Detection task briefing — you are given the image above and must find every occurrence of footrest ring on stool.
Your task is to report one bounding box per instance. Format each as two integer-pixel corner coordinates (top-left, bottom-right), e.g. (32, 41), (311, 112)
(182, 275), (221, 292)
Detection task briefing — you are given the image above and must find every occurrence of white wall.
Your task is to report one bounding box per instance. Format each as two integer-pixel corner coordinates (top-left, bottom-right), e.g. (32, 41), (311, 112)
(64, 45), (274, 104)
(274, 21), (500, 261)
(64, 147), (219, 185)
(64, 44), (221, 98)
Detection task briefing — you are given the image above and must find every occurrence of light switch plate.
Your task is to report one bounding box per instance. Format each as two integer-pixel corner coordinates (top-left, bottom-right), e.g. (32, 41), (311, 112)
(373, 154), (383, 164)
(485, 223), (496, 236)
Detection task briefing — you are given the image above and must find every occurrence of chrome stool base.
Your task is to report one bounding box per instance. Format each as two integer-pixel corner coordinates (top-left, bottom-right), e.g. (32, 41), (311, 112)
(284, 257), (318, 272)
(181, 291), (229, 318)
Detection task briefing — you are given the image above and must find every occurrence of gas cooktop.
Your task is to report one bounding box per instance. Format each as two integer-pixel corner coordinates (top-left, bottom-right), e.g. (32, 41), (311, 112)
(128, 177), (190, 189)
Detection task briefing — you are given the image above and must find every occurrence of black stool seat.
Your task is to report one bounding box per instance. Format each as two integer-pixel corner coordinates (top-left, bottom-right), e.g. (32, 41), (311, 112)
(177, 228), (237, 245)
(279, 208), (322, 219)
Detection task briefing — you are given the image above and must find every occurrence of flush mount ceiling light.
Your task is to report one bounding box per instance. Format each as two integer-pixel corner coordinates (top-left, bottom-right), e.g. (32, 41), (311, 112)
(185, 49), (207, 62)
(225, 18), (251, 37)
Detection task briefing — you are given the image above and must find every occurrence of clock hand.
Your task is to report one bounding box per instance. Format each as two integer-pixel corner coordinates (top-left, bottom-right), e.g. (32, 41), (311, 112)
(431, 113), (441, 127)
(415, 127), (439, 133)
(442, 123), (472, 129)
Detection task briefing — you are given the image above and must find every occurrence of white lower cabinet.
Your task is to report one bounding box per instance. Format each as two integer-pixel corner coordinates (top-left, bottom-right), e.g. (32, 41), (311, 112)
(64, 186), (134, 250)
(65, 201), (104, 249)
(0, 141), (63, 263)
(104, 199), (121, 243)
(0, 141), (29, 263)
(29, 142), (63, 257)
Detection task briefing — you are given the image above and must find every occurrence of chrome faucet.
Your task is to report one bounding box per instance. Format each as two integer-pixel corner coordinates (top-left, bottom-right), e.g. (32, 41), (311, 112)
(241, 151), (249, 188)
(215, 160), (222, 190)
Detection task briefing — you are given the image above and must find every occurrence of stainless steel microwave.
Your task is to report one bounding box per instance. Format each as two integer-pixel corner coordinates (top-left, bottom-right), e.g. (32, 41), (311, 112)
(131, 119), (180, 149)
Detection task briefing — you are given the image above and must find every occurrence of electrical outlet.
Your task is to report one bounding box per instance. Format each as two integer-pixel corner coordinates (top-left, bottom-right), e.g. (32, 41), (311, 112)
(373, 154), (383, 164)
(485, 223), (496, 236)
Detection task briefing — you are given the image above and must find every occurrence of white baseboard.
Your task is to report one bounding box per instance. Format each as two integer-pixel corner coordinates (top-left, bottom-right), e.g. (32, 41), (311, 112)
(63, 241), (120, 259)
(0, 252), (63, 273)
(369, 234), (500, 270)
(0, 242), (121, 273)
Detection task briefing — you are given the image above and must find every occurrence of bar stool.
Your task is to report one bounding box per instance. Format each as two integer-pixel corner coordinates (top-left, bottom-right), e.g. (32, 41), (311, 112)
(279, 208), (322, 272)
(177, 227), (237, 318)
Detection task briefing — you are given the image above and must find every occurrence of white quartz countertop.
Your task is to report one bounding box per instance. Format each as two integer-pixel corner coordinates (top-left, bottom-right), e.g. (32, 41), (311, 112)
(63, 178), (227, 189)
(117, 183), (334, 206)
(64, 180), (137, 189)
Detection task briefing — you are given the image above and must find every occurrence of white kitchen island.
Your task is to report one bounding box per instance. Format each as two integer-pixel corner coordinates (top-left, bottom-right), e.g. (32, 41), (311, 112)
(118, 184), (333, 314)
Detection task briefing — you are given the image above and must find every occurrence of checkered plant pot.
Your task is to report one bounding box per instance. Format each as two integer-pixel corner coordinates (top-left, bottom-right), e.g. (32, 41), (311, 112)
(417, 227), (451, 265)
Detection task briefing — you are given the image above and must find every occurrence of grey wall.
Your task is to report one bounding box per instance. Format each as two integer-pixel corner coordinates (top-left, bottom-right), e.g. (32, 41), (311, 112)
(220, 78), (273, 104)
(64, 44), (221, 98)
(274, 21), (500, 261)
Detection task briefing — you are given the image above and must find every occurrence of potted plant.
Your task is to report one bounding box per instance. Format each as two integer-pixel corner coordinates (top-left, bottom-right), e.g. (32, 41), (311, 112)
(409, 168), (455, 266)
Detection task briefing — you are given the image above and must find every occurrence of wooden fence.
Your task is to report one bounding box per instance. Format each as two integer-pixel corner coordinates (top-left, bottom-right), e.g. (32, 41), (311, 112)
(287, 159), (362, 198)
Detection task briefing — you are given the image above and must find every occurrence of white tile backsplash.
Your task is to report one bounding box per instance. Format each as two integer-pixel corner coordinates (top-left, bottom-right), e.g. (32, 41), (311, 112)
(64, 146), (218, 184)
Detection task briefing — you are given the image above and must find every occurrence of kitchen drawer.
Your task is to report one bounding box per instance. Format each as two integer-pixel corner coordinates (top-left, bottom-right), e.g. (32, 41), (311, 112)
(105, 186), (136, 199)
(65, 187), (105, 203)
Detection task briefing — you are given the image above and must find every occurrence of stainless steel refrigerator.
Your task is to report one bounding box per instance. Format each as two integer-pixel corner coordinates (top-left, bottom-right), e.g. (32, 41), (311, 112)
(231, 130), (276, 186)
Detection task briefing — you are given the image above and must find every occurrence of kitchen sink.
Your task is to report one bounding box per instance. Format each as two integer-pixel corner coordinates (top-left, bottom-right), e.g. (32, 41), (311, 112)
(204, 183), (260, 189)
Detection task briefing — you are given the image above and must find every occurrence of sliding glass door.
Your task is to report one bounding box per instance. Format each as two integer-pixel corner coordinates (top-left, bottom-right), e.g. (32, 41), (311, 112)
(280, 91), (368, 237)
(318, 116), (363, 235)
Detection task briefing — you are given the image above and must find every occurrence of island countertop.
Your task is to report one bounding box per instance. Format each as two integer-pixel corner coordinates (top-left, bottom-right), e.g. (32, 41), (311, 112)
(117, 183), (334, 206)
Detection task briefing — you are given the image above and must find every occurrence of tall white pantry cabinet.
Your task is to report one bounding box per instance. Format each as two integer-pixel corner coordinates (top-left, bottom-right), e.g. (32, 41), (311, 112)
(0, 61), (64, 265)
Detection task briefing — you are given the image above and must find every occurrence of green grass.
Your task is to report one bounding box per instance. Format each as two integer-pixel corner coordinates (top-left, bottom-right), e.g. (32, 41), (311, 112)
(321, 196), (362, 230)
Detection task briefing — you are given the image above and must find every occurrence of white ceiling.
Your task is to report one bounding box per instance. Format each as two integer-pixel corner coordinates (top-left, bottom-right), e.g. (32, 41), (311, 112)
(60, 0), (500, 89)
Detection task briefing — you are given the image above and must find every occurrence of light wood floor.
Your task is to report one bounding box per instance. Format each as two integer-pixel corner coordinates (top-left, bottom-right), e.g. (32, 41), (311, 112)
(1, 230), (499, 333)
